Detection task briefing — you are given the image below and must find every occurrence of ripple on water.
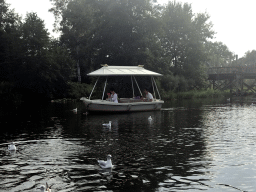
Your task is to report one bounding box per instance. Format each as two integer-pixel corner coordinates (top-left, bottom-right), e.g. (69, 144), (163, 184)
(1, 103), (256, 191)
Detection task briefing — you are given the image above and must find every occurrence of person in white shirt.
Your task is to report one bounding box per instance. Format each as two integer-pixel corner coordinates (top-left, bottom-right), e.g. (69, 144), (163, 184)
(142, 88), (153, 102)
(109, 88), (118, 103)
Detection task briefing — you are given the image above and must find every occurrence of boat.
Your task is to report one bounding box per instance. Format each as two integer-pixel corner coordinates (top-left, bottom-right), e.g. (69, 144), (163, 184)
(80, 65), (164, 112)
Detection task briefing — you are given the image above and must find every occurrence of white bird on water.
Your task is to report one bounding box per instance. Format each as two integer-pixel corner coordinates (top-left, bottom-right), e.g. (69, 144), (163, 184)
(8, 142), (16, 151)
(72, 108), (77, 113)
(37, 183), (51, 192)
(103, 121), (111, 127)
(97, 154), (113, 169)
(148, 116), (152, 120)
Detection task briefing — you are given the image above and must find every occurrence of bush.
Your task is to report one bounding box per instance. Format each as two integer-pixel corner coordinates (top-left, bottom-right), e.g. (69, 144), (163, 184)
(0, 82), (23, 103)
(67, 82), (93, 99)
(160, 74), (198, 92)
(162, 89), (231, 100)
(160, 74), (178, 91)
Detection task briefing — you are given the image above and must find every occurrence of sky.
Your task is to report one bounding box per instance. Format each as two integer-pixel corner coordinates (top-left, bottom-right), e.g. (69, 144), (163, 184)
(6, 0), (256, 58)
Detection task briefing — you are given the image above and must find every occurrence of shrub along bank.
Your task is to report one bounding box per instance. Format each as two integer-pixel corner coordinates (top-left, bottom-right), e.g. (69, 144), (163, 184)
(162, 89), (231, 100)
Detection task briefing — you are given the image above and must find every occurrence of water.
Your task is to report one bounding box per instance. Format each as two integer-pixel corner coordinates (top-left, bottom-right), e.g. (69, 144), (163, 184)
(0, 99), (256, 192)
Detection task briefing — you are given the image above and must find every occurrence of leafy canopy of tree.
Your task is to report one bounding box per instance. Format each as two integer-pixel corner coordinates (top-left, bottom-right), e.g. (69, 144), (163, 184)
(1, 0), (254, 101)
(236, 50), (256, 67)
(49, 0), (218, 91)
(204, 41), (234, 67)
(0, 0), (75, 100)
(160, 1), (215, 89)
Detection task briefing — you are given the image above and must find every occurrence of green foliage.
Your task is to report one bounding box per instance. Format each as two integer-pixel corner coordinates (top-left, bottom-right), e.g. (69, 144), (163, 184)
(0, 81), (22, 103)
(22, 12), (50, 54)
(242, 50), (256, 66)
(162, 89), (231, 100)
(11, 13), (75, 99)
(49, 0), (219, 90)
(0, 2), (76, 101)
(204, 41), (234, 67)
(160, 74), (197, 92)
(0, 81), (13, 95)
(159, 2), (214, 87)
(0, 0), (23, 81)
(56, 0), (163, 77)
(161, 90), (176, 100)
(67, 82), (93, 99)
(2, 0), (254, 103)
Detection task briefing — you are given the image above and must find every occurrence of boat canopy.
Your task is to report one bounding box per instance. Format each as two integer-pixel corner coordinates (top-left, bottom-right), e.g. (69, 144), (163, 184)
(87, 65), (162, 76)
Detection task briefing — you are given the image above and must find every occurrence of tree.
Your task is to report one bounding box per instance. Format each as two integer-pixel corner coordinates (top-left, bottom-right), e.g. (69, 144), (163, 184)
(160, 2), (215, 89)
(243, 50), (256, 66)
(0, 0), (23, 81)
(22, 12), (50, 57)
(50, 0), (162, 82)
(14, 12), (75, 99)
(49, 0), (222, 92)
(204, 41), (234, 67)
(46, 40), (76, 98)
(12, 13), (49, 95)
(0, 1), (76, 100)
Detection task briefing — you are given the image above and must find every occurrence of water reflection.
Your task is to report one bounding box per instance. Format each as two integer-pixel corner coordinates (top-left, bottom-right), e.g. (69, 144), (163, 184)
(0, 100), (256, 191)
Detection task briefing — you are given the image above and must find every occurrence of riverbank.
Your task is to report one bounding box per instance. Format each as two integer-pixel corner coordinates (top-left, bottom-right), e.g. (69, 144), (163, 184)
(0, 80), (248, 104)
(162, 89), (232, 100)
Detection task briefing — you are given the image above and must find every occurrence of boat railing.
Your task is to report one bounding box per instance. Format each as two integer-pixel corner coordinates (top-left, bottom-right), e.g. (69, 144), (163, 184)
(119, 98), (159, 103)
(119, 98), (140, 103)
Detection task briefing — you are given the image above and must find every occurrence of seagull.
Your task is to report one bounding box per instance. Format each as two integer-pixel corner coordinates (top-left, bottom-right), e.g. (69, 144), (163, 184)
(72, 108), (77, 112)
(97, 154), (113, 169)
(8, 142), (16, 151)
(103, 121), (111, 127)
(148, 116), (152, 120)
(37, 182), (52, 192)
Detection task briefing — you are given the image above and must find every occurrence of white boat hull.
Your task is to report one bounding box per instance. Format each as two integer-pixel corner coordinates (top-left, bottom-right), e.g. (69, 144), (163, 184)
(80, 97), (164, 112)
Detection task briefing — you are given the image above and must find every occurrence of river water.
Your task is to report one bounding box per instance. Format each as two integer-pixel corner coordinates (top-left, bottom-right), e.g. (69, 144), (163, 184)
(0, 98), (256, 192)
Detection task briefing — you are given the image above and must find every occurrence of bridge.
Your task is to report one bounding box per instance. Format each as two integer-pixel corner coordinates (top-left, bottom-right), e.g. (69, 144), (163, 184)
(207, 66), (256, 93)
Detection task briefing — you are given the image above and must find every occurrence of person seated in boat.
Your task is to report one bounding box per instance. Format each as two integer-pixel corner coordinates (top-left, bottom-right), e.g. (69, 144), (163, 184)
(106, 92), (111, 101)
(108, 88), (118, 103)
(135, 95), (141, 99)
(141, 88), (153, 102)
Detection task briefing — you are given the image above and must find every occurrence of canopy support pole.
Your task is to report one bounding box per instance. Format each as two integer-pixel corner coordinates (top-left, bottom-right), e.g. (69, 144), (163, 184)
(102, 77), (108, 100)
(89, 77), (99, 100)
(131, 76), (135, 98)
(133, 76), (142, 96)
(153, 77), (161, 100)
(151, 76), (156, 99)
